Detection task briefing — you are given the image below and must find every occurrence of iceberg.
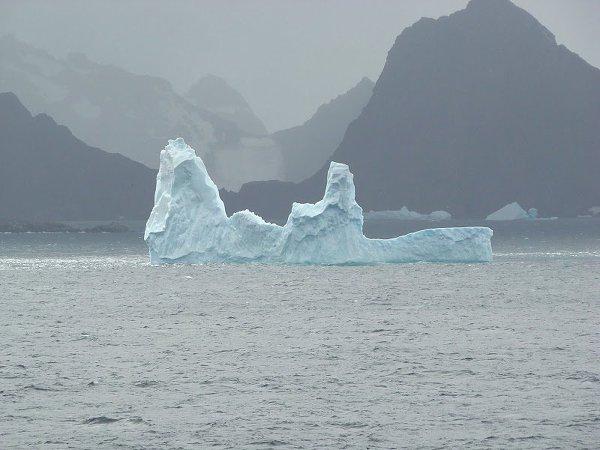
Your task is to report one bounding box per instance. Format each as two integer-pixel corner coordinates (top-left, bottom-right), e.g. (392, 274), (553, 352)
(145, 138), (493, 265)
(486, 202), (536, 221)
(366, 207), (451, 221)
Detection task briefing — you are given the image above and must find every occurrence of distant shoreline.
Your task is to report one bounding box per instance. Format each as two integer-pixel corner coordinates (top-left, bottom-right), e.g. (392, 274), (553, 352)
(0, 221), (130, 233)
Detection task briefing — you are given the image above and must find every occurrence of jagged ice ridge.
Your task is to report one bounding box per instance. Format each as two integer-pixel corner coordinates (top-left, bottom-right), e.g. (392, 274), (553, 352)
(145, 139), (493, 264)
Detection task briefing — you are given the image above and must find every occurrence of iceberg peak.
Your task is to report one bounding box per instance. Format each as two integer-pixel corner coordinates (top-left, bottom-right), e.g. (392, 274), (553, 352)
(145, 139), (493, 264)
(486, 202), (536, 221)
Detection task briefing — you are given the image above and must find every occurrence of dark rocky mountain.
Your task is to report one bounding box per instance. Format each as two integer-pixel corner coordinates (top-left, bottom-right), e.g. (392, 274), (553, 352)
(223, 0), (600, 221)
(0, 92), (155, 221)
(273, 77), (374, 182)
(186, 74), (268, 136)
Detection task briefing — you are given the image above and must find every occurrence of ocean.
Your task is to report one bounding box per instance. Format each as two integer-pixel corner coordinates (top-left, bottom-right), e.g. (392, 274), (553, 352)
(1, 219), (599, 448)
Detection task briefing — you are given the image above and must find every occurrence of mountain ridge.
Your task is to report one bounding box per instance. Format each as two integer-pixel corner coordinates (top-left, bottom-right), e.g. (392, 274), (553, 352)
(224, 0), (600, 221)
(0, 35), (254, 189)
(272, 77), (374, 182)
(213, 76), (374, 190)
(0, 92), (155, 221)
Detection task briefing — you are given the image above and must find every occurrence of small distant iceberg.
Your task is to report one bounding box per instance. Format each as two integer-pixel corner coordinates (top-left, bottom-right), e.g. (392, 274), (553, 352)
(366, 207), (451, 221)
(579, 207), (600, 219)
(145, 138), (493, 265)
(486, 202), (537, 221)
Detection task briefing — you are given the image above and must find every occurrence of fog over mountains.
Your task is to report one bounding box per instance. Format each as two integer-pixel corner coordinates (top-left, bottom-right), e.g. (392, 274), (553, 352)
(0, 36), (269, 189)
(226, 0), (600, 221)
(0, 36), (373, 192)
(0, 35), (228, 171)
(0, 0), (598, 222)
(186, 74), (268, 136)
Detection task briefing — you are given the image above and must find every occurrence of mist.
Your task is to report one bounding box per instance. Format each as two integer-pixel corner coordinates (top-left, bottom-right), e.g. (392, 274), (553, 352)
(1, 0), (598, 132)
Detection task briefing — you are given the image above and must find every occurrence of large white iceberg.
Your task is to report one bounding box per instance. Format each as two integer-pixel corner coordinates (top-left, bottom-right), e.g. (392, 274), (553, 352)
(145, 138), (493, 264)
(486, 202), (537, 221)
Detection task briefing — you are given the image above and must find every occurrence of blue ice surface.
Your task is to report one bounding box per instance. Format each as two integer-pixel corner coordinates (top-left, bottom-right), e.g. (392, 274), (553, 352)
(145, 138), (493, 265)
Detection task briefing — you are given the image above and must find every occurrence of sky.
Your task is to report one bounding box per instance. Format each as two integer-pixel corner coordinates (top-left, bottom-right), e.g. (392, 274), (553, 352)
(1, 0), (598, 132)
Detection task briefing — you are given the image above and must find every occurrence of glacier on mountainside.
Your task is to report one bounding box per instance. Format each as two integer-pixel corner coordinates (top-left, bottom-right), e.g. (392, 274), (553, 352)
(145, 138), (493, 264)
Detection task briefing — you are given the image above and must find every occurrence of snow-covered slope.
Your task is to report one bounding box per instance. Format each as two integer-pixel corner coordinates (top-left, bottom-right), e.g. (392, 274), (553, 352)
(0, 35), (269, 189)
(186, 74), (267, 136)
(145, 139), (493, 265)
(0, 36), (374, 191)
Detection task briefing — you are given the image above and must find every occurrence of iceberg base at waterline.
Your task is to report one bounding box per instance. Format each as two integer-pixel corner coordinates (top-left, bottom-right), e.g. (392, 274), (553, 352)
(145, 138), (493, 265)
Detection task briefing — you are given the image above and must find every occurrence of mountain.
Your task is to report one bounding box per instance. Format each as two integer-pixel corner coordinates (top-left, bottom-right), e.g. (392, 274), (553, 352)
(218, 77), (374, 189)
(208, 77), (373, 190)
(224, 0), (600, 221)
(272, 77), (374, 182)
(0, 36), (374, 192)
(0, 92), (155, 221)
(186, 74), (268, 136)
(0, 35), (252, 189)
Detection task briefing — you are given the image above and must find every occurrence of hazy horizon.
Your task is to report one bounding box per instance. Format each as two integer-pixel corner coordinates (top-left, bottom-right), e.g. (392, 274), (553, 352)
(1, 0), (599, 132)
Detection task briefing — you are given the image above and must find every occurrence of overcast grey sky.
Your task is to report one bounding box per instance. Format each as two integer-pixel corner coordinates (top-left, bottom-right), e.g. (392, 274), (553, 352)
(1, 0), (598, 132)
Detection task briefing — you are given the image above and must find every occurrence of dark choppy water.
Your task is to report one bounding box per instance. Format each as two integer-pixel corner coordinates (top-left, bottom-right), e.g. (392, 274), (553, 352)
(1, 219), (599, 449)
